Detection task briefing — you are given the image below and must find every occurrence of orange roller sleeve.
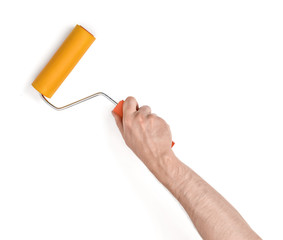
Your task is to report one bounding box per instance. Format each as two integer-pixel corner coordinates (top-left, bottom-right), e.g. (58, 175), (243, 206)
(32, 25), (95, 98)
(113, 101), (175, 148)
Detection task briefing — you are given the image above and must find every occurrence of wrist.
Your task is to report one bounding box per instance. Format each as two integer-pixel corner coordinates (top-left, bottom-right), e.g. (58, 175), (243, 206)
(147, 151), (191, 194)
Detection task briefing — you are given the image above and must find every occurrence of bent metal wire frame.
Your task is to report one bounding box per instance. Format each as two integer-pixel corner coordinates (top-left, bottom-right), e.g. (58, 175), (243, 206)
(40, 92), (118, 111)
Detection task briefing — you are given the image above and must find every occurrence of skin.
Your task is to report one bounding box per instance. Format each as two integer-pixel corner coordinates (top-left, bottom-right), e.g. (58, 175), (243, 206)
(112, 96), (261, 240)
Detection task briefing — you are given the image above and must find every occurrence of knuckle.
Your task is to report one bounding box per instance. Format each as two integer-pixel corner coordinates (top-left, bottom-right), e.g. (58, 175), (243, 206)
(142, 105), (151, 111)
(147, 113), (156, 119)
(147, 114), (156, 128)
(147, 114), (157, 122)
(135, 112), (146, 123)
(125, 96), (136, 103)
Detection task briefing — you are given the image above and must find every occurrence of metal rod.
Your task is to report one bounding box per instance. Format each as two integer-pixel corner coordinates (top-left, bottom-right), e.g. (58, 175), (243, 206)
(40, 92), (118, 111)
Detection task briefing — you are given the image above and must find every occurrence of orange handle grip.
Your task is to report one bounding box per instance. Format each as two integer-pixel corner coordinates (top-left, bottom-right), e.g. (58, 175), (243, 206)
(113, 100), (125, 118)
(113, 101), (175, 148)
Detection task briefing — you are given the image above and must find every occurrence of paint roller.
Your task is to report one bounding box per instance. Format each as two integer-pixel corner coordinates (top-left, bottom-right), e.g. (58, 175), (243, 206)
(32, 25), (174, 147)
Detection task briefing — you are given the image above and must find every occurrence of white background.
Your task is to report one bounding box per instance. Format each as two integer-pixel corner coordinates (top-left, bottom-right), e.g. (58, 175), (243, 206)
(0, 0), (282, 239)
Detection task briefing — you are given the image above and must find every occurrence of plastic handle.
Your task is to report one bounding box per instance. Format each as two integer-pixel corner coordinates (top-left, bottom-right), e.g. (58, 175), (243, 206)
(113, 100), (125, 118)
(113, 101), (175, 148)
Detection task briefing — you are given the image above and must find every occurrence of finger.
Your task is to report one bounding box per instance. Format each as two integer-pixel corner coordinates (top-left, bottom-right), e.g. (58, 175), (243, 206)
(137, 105), (151, 115)
(112, 111), (124, 136)
(123, 96), (139, 118)
(146, 113), (157, 120)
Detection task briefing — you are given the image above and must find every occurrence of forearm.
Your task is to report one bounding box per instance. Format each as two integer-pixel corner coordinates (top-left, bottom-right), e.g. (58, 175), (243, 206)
(112, 97), (260, 239)
(147, 150), (261, 240)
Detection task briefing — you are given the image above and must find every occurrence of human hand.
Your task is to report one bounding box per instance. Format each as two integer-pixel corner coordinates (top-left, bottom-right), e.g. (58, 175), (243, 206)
(112, 97), (173, 170)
